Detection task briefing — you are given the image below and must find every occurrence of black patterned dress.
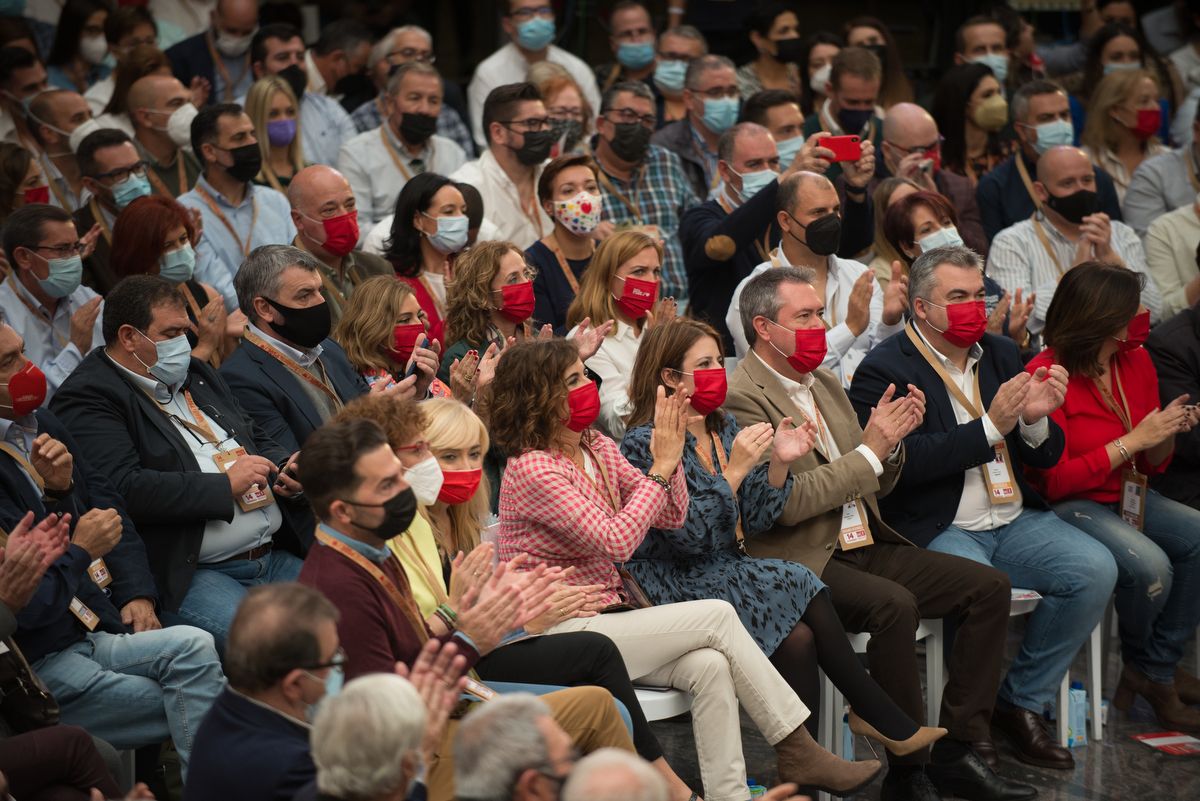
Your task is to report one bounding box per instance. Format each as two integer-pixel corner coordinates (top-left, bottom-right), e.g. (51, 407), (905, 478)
(620, 413), (824, 653)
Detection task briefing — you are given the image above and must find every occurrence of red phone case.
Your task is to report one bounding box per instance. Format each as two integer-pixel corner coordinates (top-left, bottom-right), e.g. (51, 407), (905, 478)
(819, 135), (862, 163)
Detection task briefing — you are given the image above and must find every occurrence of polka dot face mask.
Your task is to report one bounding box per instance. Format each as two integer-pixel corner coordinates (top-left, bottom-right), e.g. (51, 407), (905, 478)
(552, 190), (603, 236)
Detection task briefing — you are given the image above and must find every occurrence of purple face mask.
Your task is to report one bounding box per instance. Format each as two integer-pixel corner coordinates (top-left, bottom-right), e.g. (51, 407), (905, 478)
(267, 118), (297, 147)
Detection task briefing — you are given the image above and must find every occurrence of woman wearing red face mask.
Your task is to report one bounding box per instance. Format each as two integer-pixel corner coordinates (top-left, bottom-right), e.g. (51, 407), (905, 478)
(621, 318), (945, 754)
(1080, 68), (1166, 205)
(491, 338), (885, 799)
(566, 231), (675, 440)
(1028, 262), (1200, 731)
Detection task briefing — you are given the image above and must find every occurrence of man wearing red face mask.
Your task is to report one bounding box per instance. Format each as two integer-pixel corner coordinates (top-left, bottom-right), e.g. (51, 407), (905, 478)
(849, 246), (1119, 776)
(287, 165), (391, 325)
(725, 266), (1035, 801)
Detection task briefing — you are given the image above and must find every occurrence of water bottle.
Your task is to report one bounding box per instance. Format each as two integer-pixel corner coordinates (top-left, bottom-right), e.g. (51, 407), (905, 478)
(1067, 680), (1088, 747)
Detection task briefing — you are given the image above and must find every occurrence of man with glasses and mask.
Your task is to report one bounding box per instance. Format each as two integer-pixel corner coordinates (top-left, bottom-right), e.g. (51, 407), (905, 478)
(127, 73), (202, 197)
(339, 61), (468, 233)
(349, 26), (475, 158)
(467, 0), (602, 150)
(651, 54), (739, 199)
(178, 103), (296, 310)
(166, 0), (259, 105)
(988, 145), (1160, 335)
(51, 275), (306, 648)
(452, 83), (555, 249)
(0, 204), (102, 397)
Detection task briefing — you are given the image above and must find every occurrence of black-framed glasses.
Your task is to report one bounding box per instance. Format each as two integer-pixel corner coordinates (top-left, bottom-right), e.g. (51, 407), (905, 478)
(502, 117), (550, 133)
(90, 160), (148, 183)
(388, 48), (435, 64)
(605, 108), (656, 128)
(887, 136), (943, 155)
(34, 242), (84, 258)
(508, 5), (553, 21)
(694, 86), (739, 100)
(302, 647), (348, 672)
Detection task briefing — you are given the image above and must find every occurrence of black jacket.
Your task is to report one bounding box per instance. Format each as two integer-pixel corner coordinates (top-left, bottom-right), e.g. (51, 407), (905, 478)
(49, 350), (303, 611)
(1146, 304), (1200, 509)
(848, 329), (1065, 547)
(165, 32), (216, 105)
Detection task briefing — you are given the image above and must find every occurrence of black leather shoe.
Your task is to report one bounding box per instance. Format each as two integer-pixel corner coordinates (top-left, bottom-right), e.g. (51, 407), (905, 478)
(881, 768), (942, 801)
(992, 703), (1074, 770)
(971, 740), (999, 772)
(927, 749), (1038, 801)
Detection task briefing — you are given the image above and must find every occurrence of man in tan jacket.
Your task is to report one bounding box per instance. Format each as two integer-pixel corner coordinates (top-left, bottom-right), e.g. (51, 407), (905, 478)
(725, 265), (1033, 801)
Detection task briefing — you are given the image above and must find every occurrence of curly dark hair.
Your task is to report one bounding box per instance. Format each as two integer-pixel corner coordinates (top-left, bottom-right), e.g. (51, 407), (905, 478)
(489, 339), (588, 455)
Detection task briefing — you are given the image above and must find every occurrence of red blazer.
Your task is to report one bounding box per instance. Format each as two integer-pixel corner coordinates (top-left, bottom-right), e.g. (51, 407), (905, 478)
(1026, 347), (1170, 504)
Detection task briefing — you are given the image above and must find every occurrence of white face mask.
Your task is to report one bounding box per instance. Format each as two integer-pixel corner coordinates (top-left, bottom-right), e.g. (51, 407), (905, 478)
(79, 33), (109, 65)
(163, 102), (199, 149)
(67, 118), (102, 153)
(403, 455), (445, 506)
(809, 63), (832, 96)
(215, 27), (255, 58)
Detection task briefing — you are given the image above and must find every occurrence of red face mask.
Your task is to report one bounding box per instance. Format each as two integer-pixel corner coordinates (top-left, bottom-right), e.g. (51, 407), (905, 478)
(687, 367), (727, 415)
(388, 323), (426, 365)
(1116, 309), (1151, 352)
(925, 299), (987, 348)
(613, 275), (658, 320)
(437, 467), (483, 505)
(769, 320), (828, 374)
(23, 185), (49, 205)
(498, 281), (535, 323)
(312, 211), (359, 257)
(565, 380), (601, 432)
(1131, 108), (1161, 141)
(923, 146), (942, 174)
(2, 361), (47, 416)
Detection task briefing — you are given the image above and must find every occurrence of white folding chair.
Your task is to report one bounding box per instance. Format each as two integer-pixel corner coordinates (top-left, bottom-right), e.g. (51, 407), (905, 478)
(634, 686), (692, 721)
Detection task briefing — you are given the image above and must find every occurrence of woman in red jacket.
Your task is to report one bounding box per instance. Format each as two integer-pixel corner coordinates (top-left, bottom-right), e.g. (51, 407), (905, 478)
(1027, 262), (1200, 732)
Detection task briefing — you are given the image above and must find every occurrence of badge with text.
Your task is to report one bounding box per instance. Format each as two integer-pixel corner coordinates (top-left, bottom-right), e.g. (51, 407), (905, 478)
(983, 442), (1020, 505)
(212, 447), (276, 512)
(87, 558), (112, 588)
(464, 677), (497, 701)
(69, 596), (99, 630)
(838, 498), (874, 550)
(1120, 468), (1148, 531)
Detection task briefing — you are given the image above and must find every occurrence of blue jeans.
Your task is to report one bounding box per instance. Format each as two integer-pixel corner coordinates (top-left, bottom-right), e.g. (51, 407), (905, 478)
(489, 681), (634, 737)
(1053, 491), (1200, 683)
(927, 508), (1117, 712)
(170, 550), (303, 651)
(31, 627), (225, 778)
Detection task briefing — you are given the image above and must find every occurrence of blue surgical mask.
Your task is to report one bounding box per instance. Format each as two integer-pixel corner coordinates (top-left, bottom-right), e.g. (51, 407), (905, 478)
(617, 41), (656, 70)
(515, 17), (555, 51)
(304, 666), (344, 721)
(38, 255), (83, 298)
(422, 213), (469, 255)
(137, 331), (192, 387)
(970, 53), (1009, 83)
(159, 244), (196, 283)
(1029, 119), (1074, 155)
(111, 172), (151, 210)
(917, 226), (964, 253)
(731, 168), (779, 203)
(701, 97), (739, 135)
(654, 60), (687, 93)
(776, 135), (804, 168)
(1103, 60), (1141, 75)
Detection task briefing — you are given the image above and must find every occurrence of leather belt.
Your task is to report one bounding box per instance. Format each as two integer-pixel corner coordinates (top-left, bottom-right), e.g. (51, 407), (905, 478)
(215, 543), (273, 563)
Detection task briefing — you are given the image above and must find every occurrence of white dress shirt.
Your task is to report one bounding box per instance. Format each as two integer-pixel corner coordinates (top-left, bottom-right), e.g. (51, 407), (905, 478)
(305, 51), (328, 97)
(987, 211), (1161, 333)
(568, 319), (640, 441)
(110, 356), (281, 563)
(726, 247), (904, 387)
(85, 77), (113, 116)
(0, 277), (102, 398)
(466, 43), (602, 148)
(451, 150), (552, 250)
(337, 125), (468, 233)
(246, 322), (324, 367)
(1143, 202), (1200, 318)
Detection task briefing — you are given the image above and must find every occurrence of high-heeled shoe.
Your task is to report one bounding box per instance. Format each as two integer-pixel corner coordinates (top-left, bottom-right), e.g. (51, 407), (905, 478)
(1113, 663), (1200, 732)
(773, 724), (882, 797)
(847, 710), (948, 756)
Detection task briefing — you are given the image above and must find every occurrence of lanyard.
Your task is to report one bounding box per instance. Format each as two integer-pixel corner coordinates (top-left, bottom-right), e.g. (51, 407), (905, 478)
(380, 127), (416, 181)
(1015, 154), (1043, 212)
(1092, 363), (1135, 434)
(194, 184), (258, 258)
(243, 329), (344, 410)
(145, 153), (188, 198)
(40, 154), (73, 212)
(1030, 215), (1068, 276)
(137, 386), (225, 447)
(205, 32), (250, 101)
(597, 167), (644, 223)
(0, 441), (44, 493)
(89, 199), (113, 245)
(315, 529), (431, 641)
(692, 431), (746, 550)
(392, 530), (450, 607)
(5, 277), (67, 348)
(905, 325), (985, 418)
(546, 234), (588, 294)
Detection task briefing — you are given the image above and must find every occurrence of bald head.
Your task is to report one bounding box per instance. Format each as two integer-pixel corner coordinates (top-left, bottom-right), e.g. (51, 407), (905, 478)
(883, 102), (939, 145)
(214, 0), (258, 36)
(562, 750), (668, 801)
(289, 165), (359, 251)
(1036, 145), (1091, 183)
(1035, 145), (1098, 222)
(128, 74), (190, 131)
(778, 170), (836, 214)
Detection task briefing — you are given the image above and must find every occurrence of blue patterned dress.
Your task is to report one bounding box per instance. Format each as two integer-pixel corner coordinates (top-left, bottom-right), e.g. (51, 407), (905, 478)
(620, 412), (824, 653)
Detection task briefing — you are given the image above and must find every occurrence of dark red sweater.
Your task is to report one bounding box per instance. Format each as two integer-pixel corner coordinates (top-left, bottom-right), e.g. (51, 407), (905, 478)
(298, 541), (480, 681)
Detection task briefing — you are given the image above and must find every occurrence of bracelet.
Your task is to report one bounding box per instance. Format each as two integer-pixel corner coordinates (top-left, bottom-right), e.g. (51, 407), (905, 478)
(646, 473), (671, 493)
(1114, 438), (1133, 463)
(435, 603), (459, 631)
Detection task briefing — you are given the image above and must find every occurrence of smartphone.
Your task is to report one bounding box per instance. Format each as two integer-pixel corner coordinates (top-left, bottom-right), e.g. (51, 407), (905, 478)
(404, 336), (427, 379)
(818, 135), (862, 163)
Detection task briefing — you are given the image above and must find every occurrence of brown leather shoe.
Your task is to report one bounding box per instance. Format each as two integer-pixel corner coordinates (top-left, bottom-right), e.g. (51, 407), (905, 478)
(991, 703), (1074, 770)
(1114, 664), (1200, 732)
(1175, 667), (1200, 706)
(970, 739), (999, 772)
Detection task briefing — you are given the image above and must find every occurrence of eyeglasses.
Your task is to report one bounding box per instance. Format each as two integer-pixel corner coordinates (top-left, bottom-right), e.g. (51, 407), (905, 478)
(396, 439), (431, 454)
(694, 86), (740, 100)
(388, 48), (436, 64)
(887, 136), (943, 155)
(502, 117), (550, 133)
(302, 647), (347, 671)
(605, 108), (656, 128)
(91, 160), (148, 183)
(547, 106), (585, 121)
(34, 242), (84, 258)
(508, 5), (553, 21)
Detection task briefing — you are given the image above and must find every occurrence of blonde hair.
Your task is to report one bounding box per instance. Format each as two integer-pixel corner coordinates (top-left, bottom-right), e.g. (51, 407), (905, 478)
(333, 275), (418, 374)
(566, 230), (662, 333)
(424, 398), (491, 556)
(1081, 68), (1160, 155)
(444, 240), (528, 347)
(245, 75), (305, 192)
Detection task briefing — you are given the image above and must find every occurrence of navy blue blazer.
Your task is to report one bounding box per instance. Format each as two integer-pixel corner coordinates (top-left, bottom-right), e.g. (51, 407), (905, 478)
(847, 329), (1065, 548)
(2, 409), (157, 662)
(219, 337), (368, 455)
(166, 33), (216, 105)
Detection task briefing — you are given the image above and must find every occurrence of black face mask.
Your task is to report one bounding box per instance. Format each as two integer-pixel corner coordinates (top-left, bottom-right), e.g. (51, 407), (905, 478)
(608, 122), (652, 163)
(512, 129), (555, 165)
(549, 117), (583, 152)
(263, 296), (332, 349)
(789, 211), (842, 256)
(278, 64), (307, 100)
(863, 43), (889, 66)
(343, 486), (418, 540)
(774, 38), (805, 64)
(220, 142), (263, 183)
(1044, 188), (1099, 224)
(399, 112), (438, 145)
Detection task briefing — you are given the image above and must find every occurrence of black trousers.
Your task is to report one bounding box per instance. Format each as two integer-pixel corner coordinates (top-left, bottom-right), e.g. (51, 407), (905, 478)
(0, 724), (121, 801)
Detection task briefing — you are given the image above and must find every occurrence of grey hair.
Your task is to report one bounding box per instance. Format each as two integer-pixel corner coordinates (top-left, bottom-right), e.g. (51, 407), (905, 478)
(717, 121), (768, 163)
(740, 265), (818, 347)
(234, 244), (322, 320)
(907, 245), (984, 308)
(387, 61), (440, 95)
(601, 80), (654, 114)
(369, 26), (433, 70)
(312, 674), (425, 800)
(1010, 79), (1065, 125)
(454, 694), (553, 801)
(562, 749), (668, 801)
(684, 54), (736, 91)
(660, 25), (708, 55)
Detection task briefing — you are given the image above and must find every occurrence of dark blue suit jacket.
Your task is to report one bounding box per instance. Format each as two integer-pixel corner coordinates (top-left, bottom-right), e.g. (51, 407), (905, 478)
(847, 329), (1065, 548)
(166, 33), (216, 105)
(3, 410), (157, 662)
(219, 337), (368, 455)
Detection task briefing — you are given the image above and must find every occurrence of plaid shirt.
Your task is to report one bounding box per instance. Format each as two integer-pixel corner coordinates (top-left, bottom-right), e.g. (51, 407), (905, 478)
(497, 434), (688, 607)
(349, 97), (476, 157)
(596, 143), (700, 302)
